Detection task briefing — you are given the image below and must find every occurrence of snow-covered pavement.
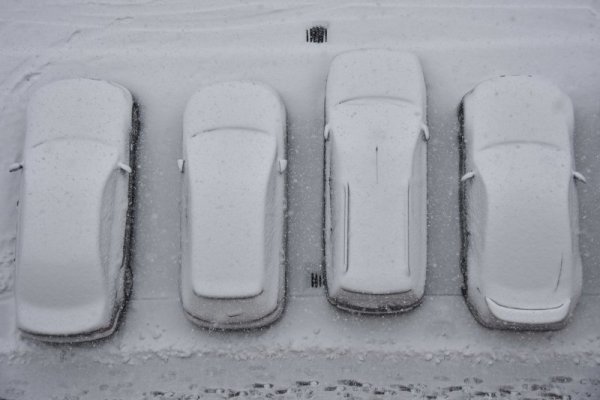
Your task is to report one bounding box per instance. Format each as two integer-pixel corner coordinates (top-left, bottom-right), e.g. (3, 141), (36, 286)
(1, 0), (600, 398)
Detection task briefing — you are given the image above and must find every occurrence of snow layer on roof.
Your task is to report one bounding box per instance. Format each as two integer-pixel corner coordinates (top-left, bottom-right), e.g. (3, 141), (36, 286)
(326, 50), (426, 117)
(26, 78), (133, 150)
(186, 129), (276, 299)
(330, 102), (422, 295)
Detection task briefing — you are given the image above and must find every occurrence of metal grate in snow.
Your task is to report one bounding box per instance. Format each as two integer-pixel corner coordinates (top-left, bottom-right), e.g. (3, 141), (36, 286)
(306, 25), (327, 43)
(310, 272), (323, 288)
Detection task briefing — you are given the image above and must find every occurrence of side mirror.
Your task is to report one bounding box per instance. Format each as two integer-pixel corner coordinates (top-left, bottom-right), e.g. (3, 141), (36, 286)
(573, 171), (587, 183)
(421, 123), (430, 141)
(9, 162), (23, 173)
(323, 124), (332, 141)
(461, 171), (475, 183)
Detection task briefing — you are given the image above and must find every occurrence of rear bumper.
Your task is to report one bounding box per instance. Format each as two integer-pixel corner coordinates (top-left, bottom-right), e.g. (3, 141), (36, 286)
(181, 265), (286, 330)
(485, 297), (571, 326)
(183, 295), (285, 330)
(17, 266), (130, 343)
(19, 304), (122, 344)
(328, 288), (423, 315)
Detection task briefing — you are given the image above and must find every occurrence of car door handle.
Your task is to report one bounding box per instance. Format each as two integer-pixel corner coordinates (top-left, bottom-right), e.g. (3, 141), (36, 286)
(177, 159), (185, 173)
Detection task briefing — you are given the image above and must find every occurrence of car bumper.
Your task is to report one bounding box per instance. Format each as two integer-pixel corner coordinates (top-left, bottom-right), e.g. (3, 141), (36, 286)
(18, 299), (125, 343)
(182, 295), (285, 330)
(327, 287), (423, 314)
(484, 297), (571, 327)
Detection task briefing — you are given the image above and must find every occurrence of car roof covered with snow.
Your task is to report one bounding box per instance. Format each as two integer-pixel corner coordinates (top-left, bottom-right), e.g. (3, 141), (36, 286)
(184, 128), (276, 299)
(328, 103), (423, 295)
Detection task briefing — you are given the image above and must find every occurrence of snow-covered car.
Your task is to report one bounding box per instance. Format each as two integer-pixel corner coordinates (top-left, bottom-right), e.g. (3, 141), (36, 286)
(180, 81), (287, 329)
(323, 50), (429, 313)
(459, 75), (584, 330)
(14, 78), (139, 342)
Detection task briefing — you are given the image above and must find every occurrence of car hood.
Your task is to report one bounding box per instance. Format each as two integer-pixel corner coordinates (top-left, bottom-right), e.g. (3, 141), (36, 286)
(464, 75), (574, 153)
(326, 50), (426, 116)
(26, 78), (133, 150)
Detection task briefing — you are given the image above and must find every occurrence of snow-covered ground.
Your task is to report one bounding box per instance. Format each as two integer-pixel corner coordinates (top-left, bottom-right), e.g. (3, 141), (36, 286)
(1, 0), (600, 398)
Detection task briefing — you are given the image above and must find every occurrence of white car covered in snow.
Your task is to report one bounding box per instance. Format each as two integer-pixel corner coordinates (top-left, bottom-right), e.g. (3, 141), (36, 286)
(323, 50), (429, 313)
(180, 81), (287, 329)
(460, 75), (584, 330)
(14, 78), (138, 342)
